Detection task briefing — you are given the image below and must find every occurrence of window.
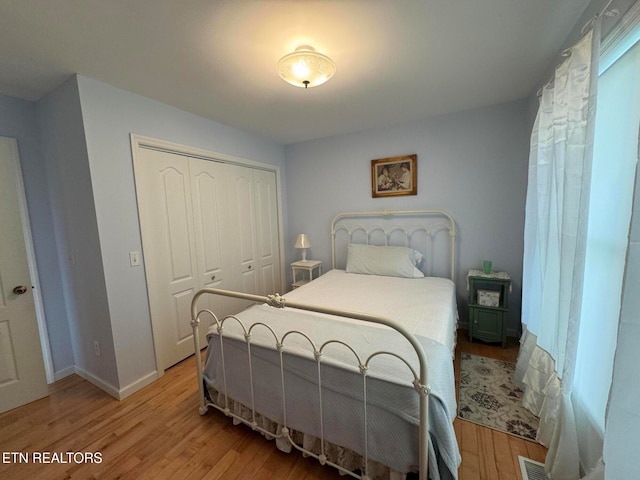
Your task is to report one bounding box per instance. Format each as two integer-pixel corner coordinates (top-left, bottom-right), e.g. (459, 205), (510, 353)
(574, 31), (640, 432)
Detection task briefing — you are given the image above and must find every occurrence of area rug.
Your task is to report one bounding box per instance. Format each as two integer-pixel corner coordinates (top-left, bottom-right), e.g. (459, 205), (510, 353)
(458, 353), (539, 441)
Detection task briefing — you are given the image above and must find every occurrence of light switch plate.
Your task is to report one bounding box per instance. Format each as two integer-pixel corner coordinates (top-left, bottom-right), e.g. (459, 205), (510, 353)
(129, 251), (141, 267)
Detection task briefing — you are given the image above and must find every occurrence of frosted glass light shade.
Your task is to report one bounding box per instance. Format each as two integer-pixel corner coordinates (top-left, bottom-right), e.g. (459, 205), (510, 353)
(277, 46), (336, 88)
(295, 233), (311, 261)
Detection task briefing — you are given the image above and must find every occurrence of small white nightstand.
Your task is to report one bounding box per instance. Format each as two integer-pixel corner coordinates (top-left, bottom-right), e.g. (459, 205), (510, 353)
(291, 260), (323, 289)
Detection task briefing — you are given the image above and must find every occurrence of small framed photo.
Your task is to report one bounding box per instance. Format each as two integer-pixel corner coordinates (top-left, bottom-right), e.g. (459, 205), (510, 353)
(371, 154), (417, 198)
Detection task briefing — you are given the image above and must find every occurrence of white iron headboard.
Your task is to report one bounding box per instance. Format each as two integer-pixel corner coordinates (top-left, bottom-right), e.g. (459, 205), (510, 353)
(331, 209), (456, 281)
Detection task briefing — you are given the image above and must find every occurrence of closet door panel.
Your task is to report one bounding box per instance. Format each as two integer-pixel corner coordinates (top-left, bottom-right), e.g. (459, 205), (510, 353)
(135, 149), (201, 371)
(253, 169), (281, 295)
(163, 170), (193, 281)
(227, 165), (259, 298)
(192, 167), (224, 281)
(135, 142), (283, 375)
(190, 159), (237, 318)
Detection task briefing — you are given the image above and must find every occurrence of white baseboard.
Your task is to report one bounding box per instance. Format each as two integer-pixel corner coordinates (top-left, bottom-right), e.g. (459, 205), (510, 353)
(53, 365), (75, 382)
(117, 371), (159, 400)
(66, 366), (158, 401)
(73, 366), (120, 399)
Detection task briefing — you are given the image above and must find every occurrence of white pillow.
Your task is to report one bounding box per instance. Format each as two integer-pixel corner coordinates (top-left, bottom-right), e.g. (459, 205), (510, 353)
(345, 244), (425, 278)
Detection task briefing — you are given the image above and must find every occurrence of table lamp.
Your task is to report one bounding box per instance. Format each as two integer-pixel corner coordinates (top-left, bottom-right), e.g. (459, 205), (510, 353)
(295, 234), (311, 261)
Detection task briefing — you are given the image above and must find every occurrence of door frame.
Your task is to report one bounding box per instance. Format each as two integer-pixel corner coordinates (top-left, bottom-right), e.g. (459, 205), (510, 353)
(1, 136), (54, 383)
(130, 134), (286, 375)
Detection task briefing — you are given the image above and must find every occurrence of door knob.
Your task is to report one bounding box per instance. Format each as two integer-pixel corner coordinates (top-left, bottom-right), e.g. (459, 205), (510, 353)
(13, 285), (28, 295)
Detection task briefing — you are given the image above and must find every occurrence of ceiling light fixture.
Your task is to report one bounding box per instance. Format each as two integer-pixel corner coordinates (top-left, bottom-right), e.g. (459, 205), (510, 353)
(276, 46), (336, 89)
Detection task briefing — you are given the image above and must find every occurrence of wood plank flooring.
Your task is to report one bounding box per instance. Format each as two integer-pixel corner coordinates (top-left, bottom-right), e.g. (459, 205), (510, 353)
(454, 333), (547, 480)
(0, 330), (545, 479)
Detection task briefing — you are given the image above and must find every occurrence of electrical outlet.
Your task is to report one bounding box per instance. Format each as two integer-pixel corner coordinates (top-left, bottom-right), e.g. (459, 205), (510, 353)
(93, 340), (101, 357)
(129, 251), (141, 267)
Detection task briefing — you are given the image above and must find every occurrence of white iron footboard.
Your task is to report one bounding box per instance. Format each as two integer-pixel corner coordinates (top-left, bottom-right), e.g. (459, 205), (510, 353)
(191, 289), (431, 480)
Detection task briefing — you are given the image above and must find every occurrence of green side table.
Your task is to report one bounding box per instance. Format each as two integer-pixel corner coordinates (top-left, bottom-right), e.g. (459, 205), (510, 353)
(467, 269), (511, 348)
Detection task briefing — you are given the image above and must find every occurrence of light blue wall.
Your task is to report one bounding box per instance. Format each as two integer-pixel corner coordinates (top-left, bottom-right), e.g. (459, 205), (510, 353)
(0, 94), (73, 376)
(75, 76), (287, 389)
(284, 100), (530, 335)
(36, 77), (118, 387)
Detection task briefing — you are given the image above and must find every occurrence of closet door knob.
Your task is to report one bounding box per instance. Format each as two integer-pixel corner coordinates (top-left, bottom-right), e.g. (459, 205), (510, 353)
(13, 285), (28, 295)
(211, 275), (216, 281)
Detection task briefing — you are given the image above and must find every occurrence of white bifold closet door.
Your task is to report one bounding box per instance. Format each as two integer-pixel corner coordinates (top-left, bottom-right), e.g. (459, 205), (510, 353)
(135, 148), (281, 372)
(226, 165), (281, 303)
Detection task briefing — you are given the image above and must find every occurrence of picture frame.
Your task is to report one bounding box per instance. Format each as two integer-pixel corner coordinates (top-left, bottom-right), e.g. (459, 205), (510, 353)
(371, 154), (417, 198)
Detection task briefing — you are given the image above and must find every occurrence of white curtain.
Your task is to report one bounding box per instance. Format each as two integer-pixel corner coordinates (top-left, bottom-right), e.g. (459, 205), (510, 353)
(516, 25), (600, 480)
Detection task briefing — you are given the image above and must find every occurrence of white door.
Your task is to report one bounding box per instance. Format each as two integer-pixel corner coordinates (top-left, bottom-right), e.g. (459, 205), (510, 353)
(226, 164), (261, 299)
(134, 148), (205, 371)
(0, 137), (48, 413)
(253, 169), (281, 295)
(189, 159), (240, 320)
(134, 144), (283, 373)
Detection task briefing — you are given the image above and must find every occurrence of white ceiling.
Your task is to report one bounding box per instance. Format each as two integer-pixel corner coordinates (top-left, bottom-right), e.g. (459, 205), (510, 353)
(0, 0), (592, 145)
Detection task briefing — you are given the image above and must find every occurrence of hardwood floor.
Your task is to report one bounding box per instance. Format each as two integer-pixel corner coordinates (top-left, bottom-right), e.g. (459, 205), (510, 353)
(0, 330), (545, 479)
(454, 333), (547, 480)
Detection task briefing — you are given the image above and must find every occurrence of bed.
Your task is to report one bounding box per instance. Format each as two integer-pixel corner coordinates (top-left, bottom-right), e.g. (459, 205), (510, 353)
(191, 210), (461, 480)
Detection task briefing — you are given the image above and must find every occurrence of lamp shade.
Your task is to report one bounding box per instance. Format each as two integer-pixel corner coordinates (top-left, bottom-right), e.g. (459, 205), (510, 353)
(295, 234), (311, 249)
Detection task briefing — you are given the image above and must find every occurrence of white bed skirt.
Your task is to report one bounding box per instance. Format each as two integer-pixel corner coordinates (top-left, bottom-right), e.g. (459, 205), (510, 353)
(207, 385), (408, 480)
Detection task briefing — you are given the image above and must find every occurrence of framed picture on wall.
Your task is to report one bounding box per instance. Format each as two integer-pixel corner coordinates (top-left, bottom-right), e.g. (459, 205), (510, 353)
(371, 154), (417, 198)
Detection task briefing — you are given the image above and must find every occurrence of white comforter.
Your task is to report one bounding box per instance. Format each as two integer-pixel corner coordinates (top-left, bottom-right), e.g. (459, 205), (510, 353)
(284, 269), (458, 352)
(203, 271), (461, 479)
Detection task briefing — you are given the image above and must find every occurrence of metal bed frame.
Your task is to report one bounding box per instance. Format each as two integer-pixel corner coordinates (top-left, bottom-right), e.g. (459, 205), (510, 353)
(191, 209), (456, 480)
(330, 209), (456, 280)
